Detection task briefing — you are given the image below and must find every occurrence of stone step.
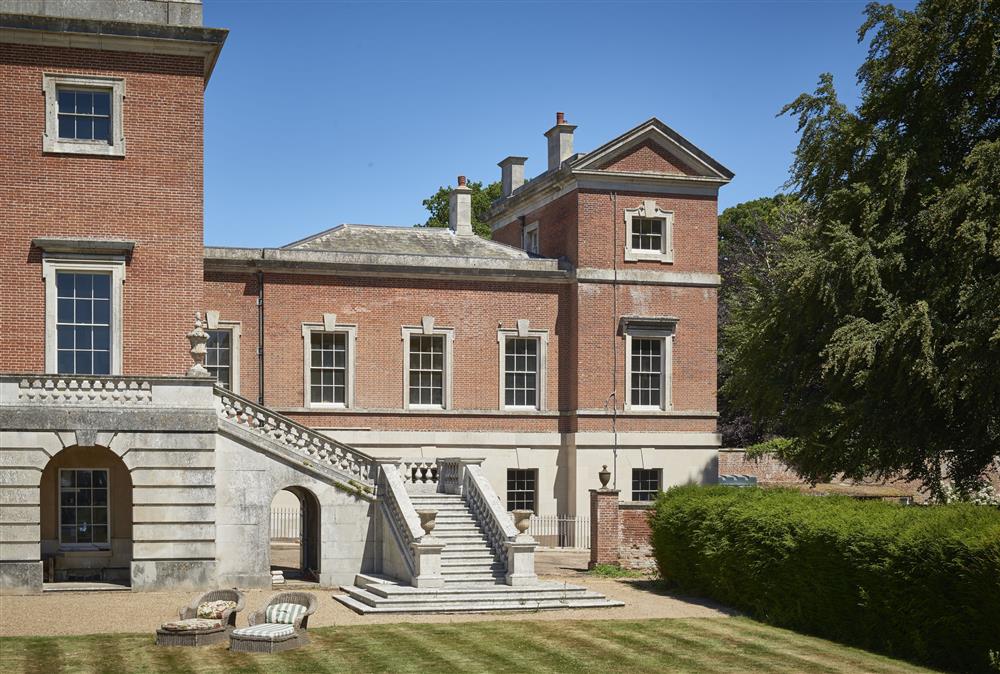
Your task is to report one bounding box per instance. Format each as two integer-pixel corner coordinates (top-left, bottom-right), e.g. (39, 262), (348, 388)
(440, 559), (504, 569)
(440, 571), (506, 583)
(335, 585), (625, 614)
(410, 504), (468, 512)
(440, 550), (495, 561)
(431, 535), (489, 544)
(440, 543), (493, 554)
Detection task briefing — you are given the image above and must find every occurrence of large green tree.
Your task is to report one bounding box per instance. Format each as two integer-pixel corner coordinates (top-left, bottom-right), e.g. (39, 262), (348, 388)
(420, 180), (501, 238)
(717, 195), (804, 446)
(724, 0), (1000, 489)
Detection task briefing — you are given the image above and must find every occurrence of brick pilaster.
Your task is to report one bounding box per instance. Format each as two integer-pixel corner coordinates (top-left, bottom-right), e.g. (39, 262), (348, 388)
(589, 488), (621, 568)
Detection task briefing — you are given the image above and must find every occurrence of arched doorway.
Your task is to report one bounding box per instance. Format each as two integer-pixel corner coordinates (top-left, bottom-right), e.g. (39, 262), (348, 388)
(269, 487), (320, 583)
(39, 445), (132, 587)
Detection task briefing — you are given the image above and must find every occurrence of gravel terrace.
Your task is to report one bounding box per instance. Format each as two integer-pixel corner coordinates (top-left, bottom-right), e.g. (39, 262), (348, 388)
(0, 550), (735, 637)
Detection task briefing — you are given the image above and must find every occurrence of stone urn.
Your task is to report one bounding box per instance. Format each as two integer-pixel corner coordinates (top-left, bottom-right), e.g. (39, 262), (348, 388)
(511, 509), (532, 535)
(416, 509), (437, 537)
(186, 312), (210, 377)
(598, 465), (611, 489)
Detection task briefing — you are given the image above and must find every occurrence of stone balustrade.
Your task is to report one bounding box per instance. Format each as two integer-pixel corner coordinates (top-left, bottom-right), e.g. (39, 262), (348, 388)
(216, 389), (375, 485)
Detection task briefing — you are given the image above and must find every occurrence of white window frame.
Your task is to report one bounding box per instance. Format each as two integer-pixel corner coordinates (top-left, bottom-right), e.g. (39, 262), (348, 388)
(497, 323), (549, 411)
(58, 467), (111, 550)
(302, 322), (357, 409)
(624, 199), (674, 263)
(43, 73), (126, 157)
(204, 318), (241, 394)
(401, 320), (454, 410)
(43, 258), (125, 376)
(624, 323), (674, 412)
(523, 221), (540, 254)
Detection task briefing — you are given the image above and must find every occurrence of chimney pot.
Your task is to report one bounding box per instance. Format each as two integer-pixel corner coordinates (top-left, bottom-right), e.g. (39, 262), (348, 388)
(545, 112), (578, 171)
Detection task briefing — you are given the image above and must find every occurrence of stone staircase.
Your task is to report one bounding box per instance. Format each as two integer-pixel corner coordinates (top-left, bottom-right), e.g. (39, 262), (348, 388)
(412, 493), (506, 585)
(335, 492), (624, 614)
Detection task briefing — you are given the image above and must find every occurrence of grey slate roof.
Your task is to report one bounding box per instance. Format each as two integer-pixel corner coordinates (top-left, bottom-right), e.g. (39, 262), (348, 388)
(283, 224), (533, 260)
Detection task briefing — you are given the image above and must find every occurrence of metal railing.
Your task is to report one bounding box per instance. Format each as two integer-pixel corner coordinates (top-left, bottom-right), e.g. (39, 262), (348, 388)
(270, 508), (301, 541)
(528, 515), (591, 549)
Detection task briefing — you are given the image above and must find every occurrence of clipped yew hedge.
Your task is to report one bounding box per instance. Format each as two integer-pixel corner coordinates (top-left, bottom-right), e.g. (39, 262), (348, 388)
(651, 486), (1000, 672)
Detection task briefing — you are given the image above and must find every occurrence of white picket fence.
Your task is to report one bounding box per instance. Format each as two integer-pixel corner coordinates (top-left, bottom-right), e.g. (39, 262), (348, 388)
(527, 515), (590, 549)
(271, 508), (301, 541)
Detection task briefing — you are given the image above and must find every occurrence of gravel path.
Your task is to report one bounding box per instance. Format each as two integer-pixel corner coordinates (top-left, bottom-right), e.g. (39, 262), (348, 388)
(0, 550), (735, 637)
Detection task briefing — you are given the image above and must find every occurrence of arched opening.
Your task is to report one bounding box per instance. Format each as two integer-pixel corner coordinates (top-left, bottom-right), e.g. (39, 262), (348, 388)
(269, 487), (320, 584)
(39, 445), (132, 587)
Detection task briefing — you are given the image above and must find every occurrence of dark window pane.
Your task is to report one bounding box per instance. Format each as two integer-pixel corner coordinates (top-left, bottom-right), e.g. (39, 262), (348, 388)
(58, 299), (74, 323)
(58, 90), (75, 112)
(76, 274), (93, 297)
(76, 301), (92, 324)
(93, 117), (110, 142)
(57, 351), (74, 374)
(93, 300), (110, 325)
(61, 526), (76, 543)
(93, 471), (107, 488)
(76, 117), (93, 140)
(61, 508), (76, 525)
(92, 526), (108, 543)
(75, 327), (92, 349)
(58, 115), (75, 139)
(57, 326), (74, 349)
(75, 91), (93, 114)
(56, 273), (74, 297)
(92, 351), (110, 375)
(75, 353), (92, 375)
(93, 92), (110, 116)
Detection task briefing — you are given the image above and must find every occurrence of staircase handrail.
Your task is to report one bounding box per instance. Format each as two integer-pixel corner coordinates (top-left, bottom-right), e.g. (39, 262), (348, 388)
(377, 463), (423, 577)
(462, 464), (518, 561)
(215, 387), (375, 486)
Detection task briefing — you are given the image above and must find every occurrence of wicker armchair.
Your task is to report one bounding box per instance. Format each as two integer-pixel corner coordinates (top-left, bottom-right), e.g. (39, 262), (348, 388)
(230, 591), (318, 654)
(156, 588), (245, 647)
(179, 589), (246, 629)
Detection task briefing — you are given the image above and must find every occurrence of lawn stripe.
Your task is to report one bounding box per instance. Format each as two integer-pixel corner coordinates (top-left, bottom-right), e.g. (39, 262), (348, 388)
(701, 618), (929, 674)
(141, 641), (200, 674)
(418, 622), (532, 673)
(529, 621), (663, 673)
(484, 620), (595, 673)
(22, 638), (64, 674)
(676, 618), (849, 674)
(600, 618), (781, 673)
(86, 634), (130, 674)
(557, 619), (707, 673)
(370, 623), (481, 673)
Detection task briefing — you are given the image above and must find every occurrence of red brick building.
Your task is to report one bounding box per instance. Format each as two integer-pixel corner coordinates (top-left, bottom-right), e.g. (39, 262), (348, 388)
(0, 1), (730, 598)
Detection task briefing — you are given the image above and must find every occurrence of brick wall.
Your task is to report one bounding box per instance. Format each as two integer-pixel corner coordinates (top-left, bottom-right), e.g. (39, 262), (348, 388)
(589, 489), (656, 571)
(0, 43), (205, 375)
(595, 139), (698, 176)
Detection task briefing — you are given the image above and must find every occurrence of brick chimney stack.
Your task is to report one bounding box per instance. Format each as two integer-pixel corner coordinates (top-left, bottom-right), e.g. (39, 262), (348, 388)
(544, 111), (577, 170)
(449, 175), (473, 236)
(498, 156), (528, 198)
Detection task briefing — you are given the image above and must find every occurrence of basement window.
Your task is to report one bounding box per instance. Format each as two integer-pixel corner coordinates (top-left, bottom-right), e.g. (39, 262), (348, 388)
(59, 469), (110, 547)
(506, 469), (537, 512)
(631, 468), (662, 502)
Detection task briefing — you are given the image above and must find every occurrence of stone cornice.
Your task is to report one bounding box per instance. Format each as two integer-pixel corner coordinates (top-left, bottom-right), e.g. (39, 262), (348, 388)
(576, 267), (721, 288)
(0, 13), (227, 81)
(204, 246), (573, 284)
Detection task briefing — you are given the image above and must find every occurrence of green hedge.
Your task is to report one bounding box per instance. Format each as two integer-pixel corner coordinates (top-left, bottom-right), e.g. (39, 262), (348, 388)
(651, 486), (1000, 672)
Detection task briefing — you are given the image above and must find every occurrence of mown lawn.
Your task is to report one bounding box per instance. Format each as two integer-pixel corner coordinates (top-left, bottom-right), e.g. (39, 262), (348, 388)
(0, 617), (935, 674)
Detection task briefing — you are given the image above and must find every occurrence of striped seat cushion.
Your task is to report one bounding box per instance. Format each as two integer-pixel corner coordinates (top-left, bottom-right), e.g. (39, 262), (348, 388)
(264, 602), (307, 625)
(231, 623), (294, 639)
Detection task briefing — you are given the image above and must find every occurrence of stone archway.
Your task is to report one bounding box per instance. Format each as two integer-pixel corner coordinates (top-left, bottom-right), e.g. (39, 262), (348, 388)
(269, 486), (321, 583)
(39, 444), (133, 585)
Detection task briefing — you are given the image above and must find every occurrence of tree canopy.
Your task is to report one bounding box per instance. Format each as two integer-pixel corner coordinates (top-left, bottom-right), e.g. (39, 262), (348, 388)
(420, 180), (501, 238)
(723, 0), (1000, 489)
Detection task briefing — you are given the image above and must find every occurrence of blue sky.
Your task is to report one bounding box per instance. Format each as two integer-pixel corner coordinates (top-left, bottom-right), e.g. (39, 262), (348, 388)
(202, 0), (914, 248)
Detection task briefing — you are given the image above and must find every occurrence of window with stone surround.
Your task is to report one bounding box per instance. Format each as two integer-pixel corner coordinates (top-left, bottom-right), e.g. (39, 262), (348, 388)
(310, 332), (348, 405)
(497, 323), (548, 411)
(624, 200), (674, 263)
(506, 469), (537, 512)
(631, 468), (662, 502)
(408, 334), (444, 406)
(59, 468), (110, 547)
(43, 74), (125, 157)
(302, 322), (357, 409)
(401, 321), (454, 410)
(622, 317), (675, 411)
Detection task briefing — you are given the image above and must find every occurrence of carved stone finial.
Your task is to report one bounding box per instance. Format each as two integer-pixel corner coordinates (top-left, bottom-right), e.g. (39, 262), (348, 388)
(186, 312), (211, 377)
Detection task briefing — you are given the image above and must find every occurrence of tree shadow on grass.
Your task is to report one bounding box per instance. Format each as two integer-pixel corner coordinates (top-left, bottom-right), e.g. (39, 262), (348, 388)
(620, 578), (742, 616)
